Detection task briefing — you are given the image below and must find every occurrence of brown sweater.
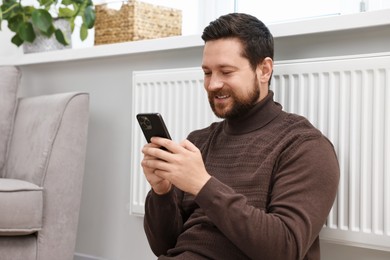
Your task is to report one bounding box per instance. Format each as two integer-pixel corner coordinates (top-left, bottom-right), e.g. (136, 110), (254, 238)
(144, 92), (339, 260)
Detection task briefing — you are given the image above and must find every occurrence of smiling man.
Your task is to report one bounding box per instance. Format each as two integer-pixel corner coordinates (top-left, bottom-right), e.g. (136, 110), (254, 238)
(202, 36), (271, 119)
(141, 13), (339, 260)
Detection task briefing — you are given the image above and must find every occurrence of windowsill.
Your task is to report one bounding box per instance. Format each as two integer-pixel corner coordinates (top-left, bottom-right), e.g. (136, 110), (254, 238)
(1, 8), (389, 66)
(268, 8), (390, 37)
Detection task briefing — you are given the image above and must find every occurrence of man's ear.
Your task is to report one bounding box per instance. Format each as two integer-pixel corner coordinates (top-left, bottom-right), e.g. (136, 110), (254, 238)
(258, 57), (273, 84)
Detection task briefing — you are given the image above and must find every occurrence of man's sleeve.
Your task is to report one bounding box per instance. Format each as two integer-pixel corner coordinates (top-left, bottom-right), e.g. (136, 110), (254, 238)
(143, 187), (184, 256)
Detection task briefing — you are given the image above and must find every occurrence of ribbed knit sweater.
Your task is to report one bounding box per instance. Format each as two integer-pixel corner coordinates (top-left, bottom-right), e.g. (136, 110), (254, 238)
(144, 92), (339, 260)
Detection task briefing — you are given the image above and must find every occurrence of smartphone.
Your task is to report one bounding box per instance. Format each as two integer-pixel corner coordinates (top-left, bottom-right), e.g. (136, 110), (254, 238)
(136, 113), (172, 143)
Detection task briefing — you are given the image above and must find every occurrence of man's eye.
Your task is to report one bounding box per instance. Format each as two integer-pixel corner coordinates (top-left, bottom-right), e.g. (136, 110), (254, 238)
(222, 71), (233, 75)
(204, 71), (211, 76)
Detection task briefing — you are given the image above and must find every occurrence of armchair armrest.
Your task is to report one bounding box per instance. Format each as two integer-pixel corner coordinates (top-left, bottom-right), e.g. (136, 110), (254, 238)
(2, 92), (89, 260)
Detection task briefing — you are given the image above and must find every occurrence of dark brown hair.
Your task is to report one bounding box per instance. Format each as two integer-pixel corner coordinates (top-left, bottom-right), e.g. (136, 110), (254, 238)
(202, 13), (274, 72)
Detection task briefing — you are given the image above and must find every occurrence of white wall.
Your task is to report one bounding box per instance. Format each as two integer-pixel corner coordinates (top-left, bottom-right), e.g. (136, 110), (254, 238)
(5, 20), (390, 260)
(0, 22), (23, 57)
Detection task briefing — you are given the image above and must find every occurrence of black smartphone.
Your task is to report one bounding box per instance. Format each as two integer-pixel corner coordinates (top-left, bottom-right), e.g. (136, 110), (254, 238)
(136, 113), (172, 143)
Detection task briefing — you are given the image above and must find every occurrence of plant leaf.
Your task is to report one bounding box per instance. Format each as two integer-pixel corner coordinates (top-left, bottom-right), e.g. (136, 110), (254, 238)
(58, 7), (75, 18)
(61, 0), (73, 6)
(2, 0), (22, 20)
(18, 21), (36, 43)
(11, 34), (24, 47)
(43, 24), (55, 37)
(79, 23), (88, 41)
(31, 9), (53, 35)
(83, 6), (95, 29)
(7, 14), (23, 32)
(69, 18), (75, 32)
(23, 6), (35, 15)
(54, 29), (70, 46)
(72, 0), (84, 5)
(39, 0), (54, 9)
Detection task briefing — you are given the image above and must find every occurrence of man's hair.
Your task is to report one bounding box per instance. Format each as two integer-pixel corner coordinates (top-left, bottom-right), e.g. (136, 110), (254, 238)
(201, 13), (274, 71)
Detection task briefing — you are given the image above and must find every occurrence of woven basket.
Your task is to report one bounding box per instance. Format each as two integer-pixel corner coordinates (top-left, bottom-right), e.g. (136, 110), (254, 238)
(94, 0), (182, 45)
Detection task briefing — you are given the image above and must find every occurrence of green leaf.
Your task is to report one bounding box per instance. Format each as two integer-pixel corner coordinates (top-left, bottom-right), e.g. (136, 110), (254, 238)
(61, 0), (73, 6)
(58, 7), (75, 18)
(42, 24), (55, 37)
(79, 23), (88, 41)
(31, 9), (52, 35)
(83, 6), (95, 29)
(72, 0), (84, 5)
(7, 14), (23, 32)
(23, 6), (36, 15)
(39, 0), (54, 9)
(1, 0), (20, 18)
(11, 34), (24, 47)
(69, 18), (75, 32)
(18, 21), (36, 43)
(54, 28), (70, 46)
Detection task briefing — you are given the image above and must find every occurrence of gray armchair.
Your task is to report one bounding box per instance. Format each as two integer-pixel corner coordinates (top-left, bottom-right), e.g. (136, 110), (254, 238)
(0, 66), (89, 260)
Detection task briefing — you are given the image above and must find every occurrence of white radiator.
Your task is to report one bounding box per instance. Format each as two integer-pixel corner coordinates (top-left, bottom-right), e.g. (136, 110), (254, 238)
(130, 53), (390, 251)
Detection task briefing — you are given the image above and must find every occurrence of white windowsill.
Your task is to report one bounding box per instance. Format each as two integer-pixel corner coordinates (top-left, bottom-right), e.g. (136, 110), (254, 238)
(0, 8), (389, 66)
(268, 8), (390, 37)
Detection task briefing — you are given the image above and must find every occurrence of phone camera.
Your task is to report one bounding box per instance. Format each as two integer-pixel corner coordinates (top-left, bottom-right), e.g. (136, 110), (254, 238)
(139, 116), (152, 130)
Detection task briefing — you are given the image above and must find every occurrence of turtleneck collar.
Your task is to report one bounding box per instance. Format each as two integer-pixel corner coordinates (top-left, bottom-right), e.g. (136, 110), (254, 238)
(223, 91), (282, 135)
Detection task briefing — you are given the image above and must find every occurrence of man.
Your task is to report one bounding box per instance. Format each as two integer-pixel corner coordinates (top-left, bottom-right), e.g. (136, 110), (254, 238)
(141, 13), (339, 260)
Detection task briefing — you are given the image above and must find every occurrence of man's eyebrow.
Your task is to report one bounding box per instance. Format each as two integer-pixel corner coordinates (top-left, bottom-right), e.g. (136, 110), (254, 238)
(201, 64), (237, 70)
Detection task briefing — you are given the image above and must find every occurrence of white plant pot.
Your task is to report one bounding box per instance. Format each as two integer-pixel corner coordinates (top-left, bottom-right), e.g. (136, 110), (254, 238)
(23, 19), (72, 54)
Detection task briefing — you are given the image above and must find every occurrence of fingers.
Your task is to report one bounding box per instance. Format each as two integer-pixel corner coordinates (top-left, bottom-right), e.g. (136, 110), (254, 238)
(141, 161), (172, 195)
(142, 157), (173, 177)
(149, 137), (185, 154)
(141, 137), (209, 195)
(142, 147), (171, 164)
(180, 139), (199, 152)
(149, 137), (199, 153)
(143, 142), (161, 149)
(141, 141), (174, 195)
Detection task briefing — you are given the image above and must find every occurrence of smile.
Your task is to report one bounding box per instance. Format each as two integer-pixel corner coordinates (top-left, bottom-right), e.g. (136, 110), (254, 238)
(216, 95), (230, 99)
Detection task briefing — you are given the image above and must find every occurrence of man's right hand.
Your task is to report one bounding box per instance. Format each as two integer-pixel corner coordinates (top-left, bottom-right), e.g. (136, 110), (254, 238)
(141, 143), (172, 195)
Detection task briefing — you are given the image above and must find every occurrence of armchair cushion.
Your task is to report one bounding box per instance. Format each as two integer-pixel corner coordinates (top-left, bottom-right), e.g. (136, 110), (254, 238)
(0, 179), (43, 236)
(0, 66), (21, 176)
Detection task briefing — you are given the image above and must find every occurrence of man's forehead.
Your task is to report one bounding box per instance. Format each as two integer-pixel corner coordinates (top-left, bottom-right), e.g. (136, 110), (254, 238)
(202, 39), (247, 68)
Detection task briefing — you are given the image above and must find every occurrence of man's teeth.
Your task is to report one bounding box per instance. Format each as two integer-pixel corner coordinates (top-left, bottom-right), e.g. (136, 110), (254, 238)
(216, 95), (229, 99)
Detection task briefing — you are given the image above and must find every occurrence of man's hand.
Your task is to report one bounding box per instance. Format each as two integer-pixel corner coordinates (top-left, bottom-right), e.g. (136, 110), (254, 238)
(141, 142), (172, 195)
(141, 137), (211, 196)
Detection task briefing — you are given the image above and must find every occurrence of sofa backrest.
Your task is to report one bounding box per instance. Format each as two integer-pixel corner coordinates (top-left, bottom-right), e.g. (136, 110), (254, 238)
(0, 66), (21, 177)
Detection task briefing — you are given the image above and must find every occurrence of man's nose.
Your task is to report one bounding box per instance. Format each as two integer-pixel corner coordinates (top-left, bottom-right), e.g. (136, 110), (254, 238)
(207, 75), (224, 91)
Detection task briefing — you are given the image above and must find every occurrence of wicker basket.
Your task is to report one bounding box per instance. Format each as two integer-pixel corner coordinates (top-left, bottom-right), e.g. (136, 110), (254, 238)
(94, 0), (182, 45)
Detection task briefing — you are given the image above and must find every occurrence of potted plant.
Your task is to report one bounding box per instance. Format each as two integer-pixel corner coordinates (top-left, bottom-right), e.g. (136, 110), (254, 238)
(0, 0), (95, 47)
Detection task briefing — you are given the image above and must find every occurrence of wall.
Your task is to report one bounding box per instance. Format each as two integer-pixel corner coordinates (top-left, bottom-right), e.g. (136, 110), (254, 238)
(6, 17), (390, 260)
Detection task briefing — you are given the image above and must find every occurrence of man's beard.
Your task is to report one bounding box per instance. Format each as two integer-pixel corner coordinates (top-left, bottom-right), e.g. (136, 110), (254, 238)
(208, 78), (260, 119)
